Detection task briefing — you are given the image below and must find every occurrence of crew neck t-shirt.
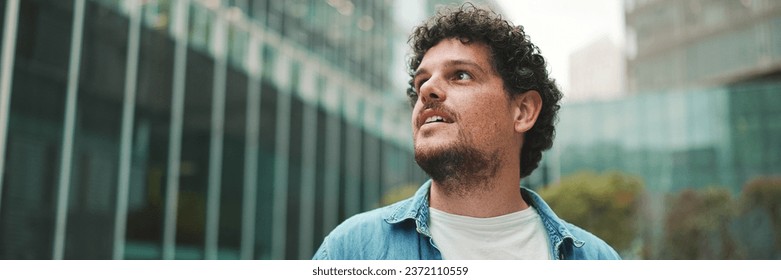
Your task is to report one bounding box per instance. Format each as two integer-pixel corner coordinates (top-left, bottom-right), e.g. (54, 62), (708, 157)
(428, 206), (552, 260)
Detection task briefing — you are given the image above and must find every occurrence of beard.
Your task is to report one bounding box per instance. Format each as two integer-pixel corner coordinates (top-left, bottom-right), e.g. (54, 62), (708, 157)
(414, 130), (501, 197)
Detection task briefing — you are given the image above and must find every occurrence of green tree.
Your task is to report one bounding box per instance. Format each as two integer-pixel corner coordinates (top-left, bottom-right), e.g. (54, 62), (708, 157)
(662, 187), (737, 259)
(740, 176), (781, 252)
(538, 171), (645, 253)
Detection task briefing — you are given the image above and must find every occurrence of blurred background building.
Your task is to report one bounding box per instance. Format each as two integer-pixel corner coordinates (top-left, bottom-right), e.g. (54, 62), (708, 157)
(568, 35), (627, 101)
(625, 0), (781, 92)
(0, 0), (505, 260)
(543, 0), (781, 259)
(1, 0), (779, 260)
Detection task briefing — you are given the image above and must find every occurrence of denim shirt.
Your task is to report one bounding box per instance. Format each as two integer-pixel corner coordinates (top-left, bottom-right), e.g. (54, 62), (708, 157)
(313, 180), (621, 260)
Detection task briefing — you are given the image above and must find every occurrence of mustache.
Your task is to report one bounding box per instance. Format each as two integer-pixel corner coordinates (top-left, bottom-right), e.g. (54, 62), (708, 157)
(423, 102), (457, 118)
(422, 102), (458, 121)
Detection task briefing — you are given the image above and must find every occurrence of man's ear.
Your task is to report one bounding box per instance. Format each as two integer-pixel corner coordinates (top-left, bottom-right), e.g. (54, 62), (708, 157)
(513, 90), (542, 133)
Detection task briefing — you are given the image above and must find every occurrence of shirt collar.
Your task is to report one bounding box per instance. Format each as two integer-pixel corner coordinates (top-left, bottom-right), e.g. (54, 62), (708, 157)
(383, 179), (584, 248)
(521, 187), (585, 249)
(384, 180), (433, 236)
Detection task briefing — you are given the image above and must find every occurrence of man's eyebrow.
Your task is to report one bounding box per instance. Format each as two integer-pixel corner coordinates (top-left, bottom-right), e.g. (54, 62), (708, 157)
(413, 68), (428, 79)
(414, 59), (487, 78)
(445, 59), (485, 73)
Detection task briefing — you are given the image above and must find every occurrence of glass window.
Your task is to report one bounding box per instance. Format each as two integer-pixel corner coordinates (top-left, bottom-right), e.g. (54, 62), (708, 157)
(1, 0), (76, 260)
(228, 23), (249, 72)
(253, 74), (278, 259)
(214, 65), (249, 259)
(123, 6), (177, 260)
(63, 0), (129, 259)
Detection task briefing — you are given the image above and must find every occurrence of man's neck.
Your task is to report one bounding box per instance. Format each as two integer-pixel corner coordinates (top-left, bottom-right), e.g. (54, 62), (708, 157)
(428, 168), (529, 218)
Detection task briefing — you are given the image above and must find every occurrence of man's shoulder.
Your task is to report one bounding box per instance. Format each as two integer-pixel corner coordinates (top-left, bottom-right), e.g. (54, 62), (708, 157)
(561, 222), (622, 260)
(330, 201), (401, 236)
(313, 199), (418, 260)
(522, 187), (621, 260)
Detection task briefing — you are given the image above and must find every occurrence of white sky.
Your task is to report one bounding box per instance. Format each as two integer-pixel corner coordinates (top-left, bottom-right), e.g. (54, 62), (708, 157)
(495, 0), (625, 95)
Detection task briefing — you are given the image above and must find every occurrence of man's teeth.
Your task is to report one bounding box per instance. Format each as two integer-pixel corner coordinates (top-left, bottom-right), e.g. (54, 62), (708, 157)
(425, 116), (445, 124)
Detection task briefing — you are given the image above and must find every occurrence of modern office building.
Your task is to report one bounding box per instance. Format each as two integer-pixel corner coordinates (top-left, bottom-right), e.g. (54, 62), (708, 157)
(624, 0), (781, 93)
(546, 80), (781, 259)
(528, 0), (781, 258)
(613, 0), (781, 194)
(0, 0), (440, 260)
(551, 82), (781, 195)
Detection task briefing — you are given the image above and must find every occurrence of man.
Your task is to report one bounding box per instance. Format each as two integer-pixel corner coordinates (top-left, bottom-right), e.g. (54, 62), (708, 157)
(313, 5), (620, 260)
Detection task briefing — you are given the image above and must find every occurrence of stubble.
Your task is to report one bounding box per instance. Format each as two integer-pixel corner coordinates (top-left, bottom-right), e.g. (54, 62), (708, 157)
(414, 124), (501, 197)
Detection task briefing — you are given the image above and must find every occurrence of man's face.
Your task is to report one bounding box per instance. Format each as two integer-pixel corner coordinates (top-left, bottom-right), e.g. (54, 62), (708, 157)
(411, 38), (519, 184)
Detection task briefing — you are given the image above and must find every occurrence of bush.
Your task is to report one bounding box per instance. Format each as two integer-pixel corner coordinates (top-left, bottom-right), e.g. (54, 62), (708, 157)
(538, 171), (645, 253)
(739, 176), (781, 256)
(662, 187), (737, 259)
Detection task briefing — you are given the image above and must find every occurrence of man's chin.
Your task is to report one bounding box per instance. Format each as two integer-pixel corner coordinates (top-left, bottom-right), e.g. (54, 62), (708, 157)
(413, 140), (501, 194)
(414, 143), (472, 182)
(414, 142), (451, 157)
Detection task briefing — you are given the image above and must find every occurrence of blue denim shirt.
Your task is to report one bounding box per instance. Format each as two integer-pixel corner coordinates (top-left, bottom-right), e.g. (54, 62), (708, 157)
(313, 180), (621, 260)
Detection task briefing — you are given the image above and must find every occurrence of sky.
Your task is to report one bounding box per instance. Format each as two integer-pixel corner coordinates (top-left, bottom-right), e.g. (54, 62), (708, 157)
(495, 0), (625, 95)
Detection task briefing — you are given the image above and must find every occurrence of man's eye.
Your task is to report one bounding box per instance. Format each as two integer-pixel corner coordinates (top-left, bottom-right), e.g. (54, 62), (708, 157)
(414, 79), (427, 92)
(456, 71), (472, 80)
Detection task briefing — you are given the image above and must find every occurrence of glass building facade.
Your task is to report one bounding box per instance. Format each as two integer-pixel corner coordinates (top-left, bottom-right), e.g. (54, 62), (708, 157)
(512, 0), (781, 259)
(624, 0), (781, 92)
(538, 81), (781, 259)
(547, 82), (781, 195)
(0, 0), (429, 260)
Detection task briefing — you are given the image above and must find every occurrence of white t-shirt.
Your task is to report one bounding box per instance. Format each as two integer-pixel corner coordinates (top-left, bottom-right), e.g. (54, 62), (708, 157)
(428, 206), (552, 260)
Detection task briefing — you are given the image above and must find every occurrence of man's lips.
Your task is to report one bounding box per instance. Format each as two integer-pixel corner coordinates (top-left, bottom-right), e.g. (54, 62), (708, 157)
(417, 109), (454, 128)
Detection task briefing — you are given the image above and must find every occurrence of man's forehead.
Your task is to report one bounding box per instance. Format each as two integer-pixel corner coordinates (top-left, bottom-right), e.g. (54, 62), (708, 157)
(416, 39), (492, 71)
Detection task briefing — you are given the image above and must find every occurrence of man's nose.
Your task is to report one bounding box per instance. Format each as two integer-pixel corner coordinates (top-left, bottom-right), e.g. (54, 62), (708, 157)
(419, 77), (447, 104)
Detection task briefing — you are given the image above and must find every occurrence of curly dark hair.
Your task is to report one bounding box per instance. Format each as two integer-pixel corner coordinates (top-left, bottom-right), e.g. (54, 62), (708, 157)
(406, 4), (562, 178)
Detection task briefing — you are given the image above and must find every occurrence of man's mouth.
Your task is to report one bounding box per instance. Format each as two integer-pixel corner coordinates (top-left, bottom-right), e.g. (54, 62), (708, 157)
(424, 115), (446, 124)
(417, 106), (455, 128)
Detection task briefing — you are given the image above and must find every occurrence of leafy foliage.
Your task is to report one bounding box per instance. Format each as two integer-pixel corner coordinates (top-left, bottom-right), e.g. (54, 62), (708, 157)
(662, 187), (737, 259)
(538, 171), (645, 252)
(740, 176), (781, 252)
